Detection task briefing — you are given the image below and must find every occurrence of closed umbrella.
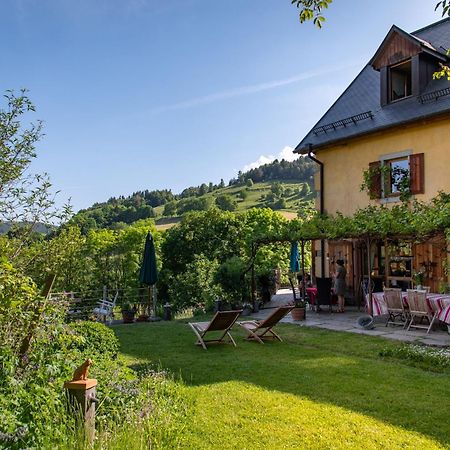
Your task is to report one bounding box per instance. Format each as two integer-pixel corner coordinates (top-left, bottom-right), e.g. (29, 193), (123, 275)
(139, 232), (158, 316)
(290, 241), (300, 273)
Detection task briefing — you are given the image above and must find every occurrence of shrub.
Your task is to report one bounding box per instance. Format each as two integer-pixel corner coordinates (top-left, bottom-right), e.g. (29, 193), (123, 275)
(67, 321), (120, 358)
(238, 189), (248, 200)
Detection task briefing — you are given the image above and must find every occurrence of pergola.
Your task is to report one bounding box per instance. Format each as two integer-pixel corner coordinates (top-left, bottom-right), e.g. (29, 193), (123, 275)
(248, 194), (450, 316)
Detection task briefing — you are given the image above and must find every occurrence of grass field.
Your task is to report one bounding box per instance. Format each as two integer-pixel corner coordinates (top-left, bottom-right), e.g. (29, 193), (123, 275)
(114, 321), (450, 449)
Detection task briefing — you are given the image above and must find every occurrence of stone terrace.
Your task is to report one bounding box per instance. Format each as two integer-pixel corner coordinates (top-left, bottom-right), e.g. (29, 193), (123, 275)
(253, 288), (450, 347)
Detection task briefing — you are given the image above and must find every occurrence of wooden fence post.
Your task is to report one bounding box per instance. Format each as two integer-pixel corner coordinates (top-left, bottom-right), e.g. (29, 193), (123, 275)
(64, 379), (98, 444)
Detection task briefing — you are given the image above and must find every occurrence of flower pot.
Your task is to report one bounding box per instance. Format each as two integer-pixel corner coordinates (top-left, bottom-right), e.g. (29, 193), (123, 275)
(291, 307), (306, 321)
(136, 314), (149, 322)
(122, 311), (136, 324)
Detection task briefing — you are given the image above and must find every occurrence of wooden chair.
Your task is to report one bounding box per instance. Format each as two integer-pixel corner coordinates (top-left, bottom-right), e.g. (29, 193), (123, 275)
(406, 289), (437, 334)
(238, 305), (294, 344)
(188, 310), (242, 350)
(93, 291), (119, 324)
(384, 288), (408, 328)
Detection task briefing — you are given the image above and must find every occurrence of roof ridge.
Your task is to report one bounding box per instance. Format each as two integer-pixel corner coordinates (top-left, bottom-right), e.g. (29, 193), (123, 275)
(412, 16), (450, 35)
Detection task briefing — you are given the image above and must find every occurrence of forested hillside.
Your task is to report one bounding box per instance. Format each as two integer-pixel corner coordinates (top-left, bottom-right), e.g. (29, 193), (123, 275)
(70, 157), (316, 232)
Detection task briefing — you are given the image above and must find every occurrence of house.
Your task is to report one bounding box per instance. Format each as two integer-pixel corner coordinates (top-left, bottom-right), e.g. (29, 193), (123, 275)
(295, 18), (450, 296)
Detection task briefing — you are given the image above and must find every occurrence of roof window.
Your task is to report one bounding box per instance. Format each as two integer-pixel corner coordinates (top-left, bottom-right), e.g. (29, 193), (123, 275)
(389, 60), (412, 102)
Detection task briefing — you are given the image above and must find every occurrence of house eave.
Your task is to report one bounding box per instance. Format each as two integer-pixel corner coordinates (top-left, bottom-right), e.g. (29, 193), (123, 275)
(294, 109), (450, 154)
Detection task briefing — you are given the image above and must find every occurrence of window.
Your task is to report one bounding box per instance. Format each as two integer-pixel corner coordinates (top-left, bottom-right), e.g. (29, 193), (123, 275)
(389, 60), (412, 102)
(384, 157), (409, 195)
(368, 152), (424, 200)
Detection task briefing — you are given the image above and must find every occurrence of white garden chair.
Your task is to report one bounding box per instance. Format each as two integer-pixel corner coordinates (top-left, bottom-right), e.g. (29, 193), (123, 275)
(93, 291), (119, 324)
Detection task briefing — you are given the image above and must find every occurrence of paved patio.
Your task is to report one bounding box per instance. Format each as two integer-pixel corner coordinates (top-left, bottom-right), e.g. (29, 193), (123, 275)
(253, 288), (450, 347)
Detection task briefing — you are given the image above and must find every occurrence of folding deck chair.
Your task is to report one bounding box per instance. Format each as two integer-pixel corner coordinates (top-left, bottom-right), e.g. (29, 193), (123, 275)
(188, 310), (242, 350)
(238, 305), (295, 344)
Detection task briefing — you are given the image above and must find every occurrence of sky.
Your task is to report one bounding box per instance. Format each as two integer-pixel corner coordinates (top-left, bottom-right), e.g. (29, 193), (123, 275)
(0, 0), (443, 212)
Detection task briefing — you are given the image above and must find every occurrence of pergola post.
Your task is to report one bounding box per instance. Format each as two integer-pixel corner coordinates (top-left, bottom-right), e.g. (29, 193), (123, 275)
(251, 242), (257, 312)
(300, 239), (307, 300)
(365, 236), (374, 316)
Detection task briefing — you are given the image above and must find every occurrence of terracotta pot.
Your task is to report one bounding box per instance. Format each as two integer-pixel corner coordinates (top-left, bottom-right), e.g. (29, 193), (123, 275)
(122, 311), (136, 324)
(291, 307), (306, 321)
(136, 314), (149, 322)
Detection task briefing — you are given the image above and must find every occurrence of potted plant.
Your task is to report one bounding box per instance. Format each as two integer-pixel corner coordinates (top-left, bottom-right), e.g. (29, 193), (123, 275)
(291, 298), (307, 321)
(412, 270), (425, 289)
(121, 303), (137, 323)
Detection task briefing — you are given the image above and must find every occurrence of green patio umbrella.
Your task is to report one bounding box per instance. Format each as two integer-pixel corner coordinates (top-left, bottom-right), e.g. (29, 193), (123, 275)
(290, 241), (300, 273)
(139, 232), (158, 315)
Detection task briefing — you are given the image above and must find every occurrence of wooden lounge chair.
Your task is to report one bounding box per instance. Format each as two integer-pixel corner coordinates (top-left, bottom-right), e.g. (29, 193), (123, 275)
(188, 310), (242, 350)
(238, 305), (295, 344)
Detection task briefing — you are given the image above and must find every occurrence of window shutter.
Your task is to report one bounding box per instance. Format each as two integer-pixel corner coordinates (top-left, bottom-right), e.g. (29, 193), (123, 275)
(409, 153), (424, 194)
(368, 161), (382, 199)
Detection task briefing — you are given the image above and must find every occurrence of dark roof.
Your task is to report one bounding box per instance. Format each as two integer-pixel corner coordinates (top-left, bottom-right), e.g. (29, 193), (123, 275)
(295, 18), (450, 154)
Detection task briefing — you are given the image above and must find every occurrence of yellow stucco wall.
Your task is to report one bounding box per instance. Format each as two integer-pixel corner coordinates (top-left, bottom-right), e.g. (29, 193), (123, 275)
(314, 116), (450, 216)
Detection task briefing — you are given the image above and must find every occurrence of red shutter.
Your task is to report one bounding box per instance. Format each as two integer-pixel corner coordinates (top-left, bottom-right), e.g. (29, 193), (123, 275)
(409, 153), (424, 194)
(368, 161), (382, 199)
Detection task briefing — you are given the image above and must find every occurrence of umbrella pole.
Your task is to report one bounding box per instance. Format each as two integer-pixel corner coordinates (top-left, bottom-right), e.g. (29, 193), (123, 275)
(153, 286), (157, 317)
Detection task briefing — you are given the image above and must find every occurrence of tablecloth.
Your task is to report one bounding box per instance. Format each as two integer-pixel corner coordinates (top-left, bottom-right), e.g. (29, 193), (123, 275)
(367, 291), (450, 325)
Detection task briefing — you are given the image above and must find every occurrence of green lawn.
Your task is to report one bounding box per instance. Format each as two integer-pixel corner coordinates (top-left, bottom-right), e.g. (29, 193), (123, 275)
(114, 321), (450, 449)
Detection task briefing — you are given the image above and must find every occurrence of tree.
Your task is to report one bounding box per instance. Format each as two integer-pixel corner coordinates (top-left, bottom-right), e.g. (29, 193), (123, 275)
(292, 1), (450, 29)
(199, 183), (208, 196)
(246, 178), (254, 188)
(215, 194), (237, 211)
(291, 0), (333, 28)
(0, 90), (70, 259)
(177, 197), (209, 214)
(163, 201), (177, 216)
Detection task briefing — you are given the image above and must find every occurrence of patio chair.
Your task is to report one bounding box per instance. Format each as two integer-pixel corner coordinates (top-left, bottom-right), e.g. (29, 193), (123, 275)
(237, 305), (294, 344)
(384, 287), (408, 328)
(93, 291), (119, 324)
(316, 277), (335, 312)
(188, 310), (242, 350)
(406, 289), (437, 334)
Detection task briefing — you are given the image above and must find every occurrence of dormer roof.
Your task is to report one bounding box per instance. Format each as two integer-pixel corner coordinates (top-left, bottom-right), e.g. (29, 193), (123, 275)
(295, 18), (450, 154)
(369, 25), (446, 70)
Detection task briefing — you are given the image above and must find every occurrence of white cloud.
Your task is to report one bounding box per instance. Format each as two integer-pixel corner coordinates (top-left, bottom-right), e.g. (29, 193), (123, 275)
(242, 145), (297, 172)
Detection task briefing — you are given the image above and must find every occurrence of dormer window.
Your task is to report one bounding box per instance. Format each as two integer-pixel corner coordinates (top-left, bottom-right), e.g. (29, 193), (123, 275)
(389, 59), (412, 102)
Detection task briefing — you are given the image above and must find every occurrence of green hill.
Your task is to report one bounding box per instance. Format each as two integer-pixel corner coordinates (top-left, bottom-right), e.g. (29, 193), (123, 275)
(70, 157), (316, 232)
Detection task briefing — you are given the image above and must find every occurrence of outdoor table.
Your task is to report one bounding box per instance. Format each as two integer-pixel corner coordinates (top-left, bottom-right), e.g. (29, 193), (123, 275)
(367, 291), (450, 325)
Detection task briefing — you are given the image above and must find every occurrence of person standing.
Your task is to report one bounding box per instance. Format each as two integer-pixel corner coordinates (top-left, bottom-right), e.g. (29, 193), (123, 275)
(334, 259), (347, 313)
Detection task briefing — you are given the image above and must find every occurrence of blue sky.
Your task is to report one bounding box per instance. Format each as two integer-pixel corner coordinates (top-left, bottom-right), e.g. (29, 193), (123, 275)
(1, 0), (442, 212)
